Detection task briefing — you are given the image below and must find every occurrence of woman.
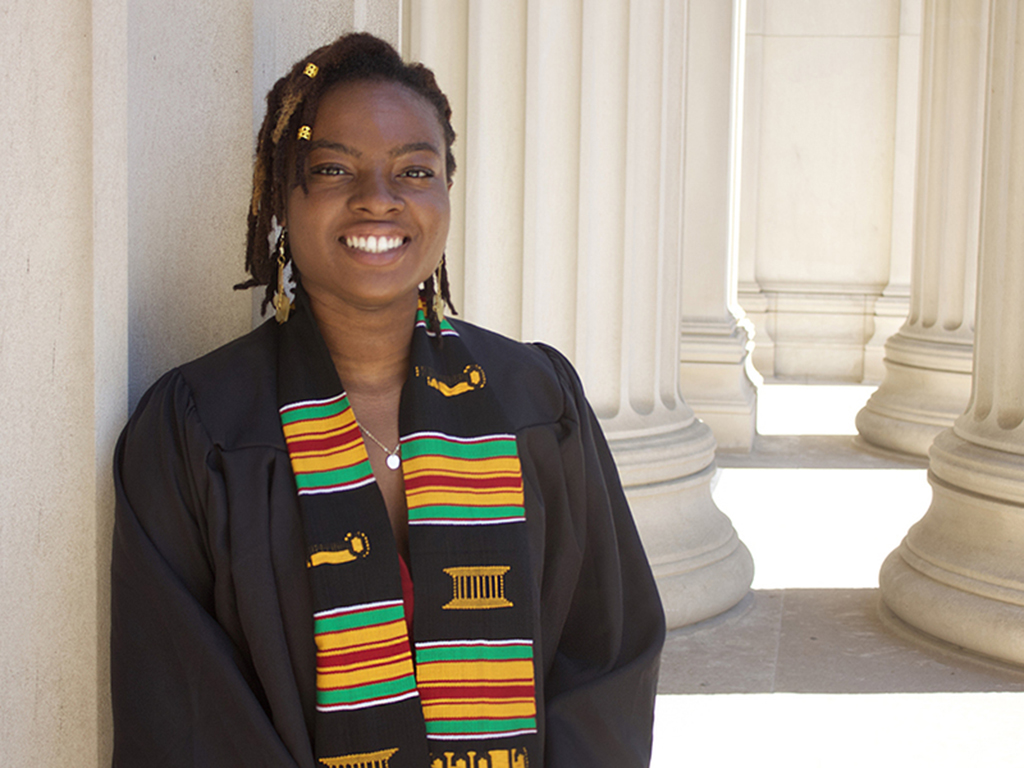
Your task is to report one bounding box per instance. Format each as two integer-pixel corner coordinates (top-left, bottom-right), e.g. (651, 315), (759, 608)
(111, 33), (664, 768)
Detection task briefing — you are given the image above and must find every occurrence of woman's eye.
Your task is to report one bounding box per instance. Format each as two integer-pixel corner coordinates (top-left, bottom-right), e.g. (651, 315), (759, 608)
(311, 165), (347, 177)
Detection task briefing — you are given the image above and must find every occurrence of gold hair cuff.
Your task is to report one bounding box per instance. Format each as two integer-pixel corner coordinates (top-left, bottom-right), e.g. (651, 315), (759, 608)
(303, 62), (319, 78)
(297, 125), (312, 141)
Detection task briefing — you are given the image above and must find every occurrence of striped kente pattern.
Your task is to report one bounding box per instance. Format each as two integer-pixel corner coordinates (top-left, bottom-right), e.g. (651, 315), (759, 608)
(314, 600), (418, 713)
(402, 432), (525, 526)
(415, 306), (459, 337)
(414, 640), (537, 740)
(280, 393), (374, 496)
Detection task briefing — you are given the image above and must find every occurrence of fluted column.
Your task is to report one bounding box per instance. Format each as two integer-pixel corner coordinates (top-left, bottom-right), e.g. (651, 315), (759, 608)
(677, 0), (757, 452)
(857, 0), (986, 457)
(593, 0), (753, 628)
(862, 0), (923, 383)
(880, 0), (1024, 665)
(461, 2), (527, 337)
(409, 0), (753, 628)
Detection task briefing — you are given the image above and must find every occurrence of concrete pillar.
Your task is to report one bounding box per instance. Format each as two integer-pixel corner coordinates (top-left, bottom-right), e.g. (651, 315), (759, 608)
(880, 0), (1024, 665)
(863, 0), (924, 383)
(408, 0), (753, 628)
(738, 0), (902, 381)
(736, 0), (771, 376)
(677, 0), (757, 452)
(1, 1), (115, 763)
(858, 0), (985, 457)
(4, 1), (395, 763)
(403, 0), (469, 314)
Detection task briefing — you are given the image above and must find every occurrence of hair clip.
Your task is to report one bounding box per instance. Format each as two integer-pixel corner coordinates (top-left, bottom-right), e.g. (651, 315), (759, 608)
(303, 63), (319, 78)
(297, 125), (312, 141)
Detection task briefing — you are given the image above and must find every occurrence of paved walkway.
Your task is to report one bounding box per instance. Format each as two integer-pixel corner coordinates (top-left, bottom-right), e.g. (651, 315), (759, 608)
(651, 384), (1024, 767)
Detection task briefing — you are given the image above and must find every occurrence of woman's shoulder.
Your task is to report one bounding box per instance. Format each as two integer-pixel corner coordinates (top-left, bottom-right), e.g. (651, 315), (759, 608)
(129, 320), (284, 452)
(449, 318), (585, 430)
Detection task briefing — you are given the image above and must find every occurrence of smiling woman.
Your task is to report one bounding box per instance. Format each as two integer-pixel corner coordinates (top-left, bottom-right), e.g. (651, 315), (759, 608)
(110, 32), (664, 768)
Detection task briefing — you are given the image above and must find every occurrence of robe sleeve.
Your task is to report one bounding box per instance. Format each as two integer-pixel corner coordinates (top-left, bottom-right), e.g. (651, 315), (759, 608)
(534, 346), (666, 768)
(110, 371), (302, 768)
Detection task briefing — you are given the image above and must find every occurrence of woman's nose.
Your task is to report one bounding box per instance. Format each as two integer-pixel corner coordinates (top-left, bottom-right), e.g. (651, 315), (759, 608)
(349, 171), (403, 215)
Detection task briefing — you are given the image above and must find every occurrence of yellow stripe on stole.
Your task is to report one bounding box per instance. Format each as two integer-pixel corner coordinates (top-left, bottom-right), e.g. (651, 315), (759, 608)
(315, 619), (407, 652)
(334, 634), (412, 655)
(281, 411), (357, 439)
(288, 432), (363, 453)
(318, 658), (415, 689)
(317, 639), (412, 671)
(415, 660), (535, 683)
(416, 681), (528, 692)
(318, 648), (413, 674)
(421, 700), (537, 720)
(405, 490), (524, 507)
(289, 443), (369, 473)
(402, 456), (522, 476)
(402, 469), (522, 485)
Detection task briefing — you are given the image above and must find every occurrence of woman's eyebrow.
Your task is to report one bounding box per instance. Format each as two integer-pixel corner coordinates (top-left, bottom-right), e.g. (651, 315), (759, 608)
(389, 142), (439, 158)
(309, 139), (361, 157)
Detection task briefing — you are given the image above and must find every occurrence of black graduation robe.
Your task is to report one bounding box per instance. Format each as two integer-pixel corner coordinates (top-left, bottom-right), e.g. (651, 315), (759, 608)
(111, 316), (665, 768)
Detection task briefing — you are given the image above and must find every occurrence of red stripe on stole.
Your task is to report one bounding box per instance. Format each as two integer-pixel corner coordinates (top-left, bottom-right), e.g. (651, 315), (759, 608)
(317, 653), (413, 681)
(418, 684), (536, 701)
(403, 474), (522, 491)
(286, 425), (362, 452)
(318, 639), (412, 670)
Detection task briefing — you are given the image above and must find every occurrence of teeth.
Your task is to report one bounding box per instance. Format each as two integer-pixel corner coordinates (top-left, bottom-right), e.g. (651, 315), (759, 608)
(346, 235), (404, 253)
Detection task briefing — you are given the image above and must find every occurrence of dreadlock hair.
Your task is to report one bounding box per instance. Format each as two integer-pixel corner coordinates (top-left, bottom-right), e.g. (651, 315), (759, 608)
(235, 32), (458, 336)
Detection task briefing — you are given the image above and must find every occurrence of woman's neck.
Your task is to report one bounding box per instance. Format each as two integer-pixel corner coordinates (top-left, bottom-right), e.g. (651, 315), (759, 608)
(305, 289), (418, 396)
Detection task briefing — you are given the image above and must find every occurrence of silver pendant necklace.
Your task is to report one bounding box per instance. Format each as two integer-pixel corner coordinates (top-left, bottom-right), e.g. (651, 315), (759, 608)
(356, 419), (402, 470)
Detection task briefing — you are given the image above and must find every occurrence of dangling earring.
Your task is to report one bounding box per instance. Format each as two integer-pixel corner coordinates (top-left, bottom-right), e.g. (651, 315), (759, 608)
(432, 255), (446, 323)
(273, 228), (293, 324)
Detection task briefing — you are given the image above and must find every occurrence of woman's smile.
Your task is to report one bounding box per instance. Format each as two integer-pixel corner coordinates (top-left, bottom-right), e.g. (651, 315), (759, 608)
(343, 234), (408, 254)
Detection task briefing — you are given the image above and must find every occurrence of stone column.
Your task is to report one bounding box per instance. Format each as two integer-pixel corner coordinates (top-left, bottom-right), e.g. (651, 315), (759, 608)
(857, 0), (985, 457)
(880, 0), (1024, 665)
(736, 0), (771, 376)
(404, 0), (469, 313)
(408, 0), (753, 628)
(677, 0), (758, 452)
(739, 0), (902, 381)
(862, 0), (923, 383)
(1, 2), (112, 764)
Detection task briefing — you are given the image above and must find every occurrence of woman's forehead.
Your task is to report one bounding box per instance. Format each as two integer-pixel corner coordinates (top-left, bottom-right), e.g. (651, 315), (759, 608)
(313, 80), (443, 141)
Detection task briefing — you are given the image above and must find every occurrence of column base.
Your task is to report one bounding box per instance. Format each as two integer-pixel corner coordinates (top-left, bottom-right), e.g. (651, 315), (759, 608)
(862, 288), (910, 383)
(679, 318), (757, 452)
(757, 287), (883, 381)
(610, 418), (754, 628)
(738, 285), (774, 379)
(879, 429), (1024, 666)
(856, 330), (973, 457)
(880, 547), (1024, 666)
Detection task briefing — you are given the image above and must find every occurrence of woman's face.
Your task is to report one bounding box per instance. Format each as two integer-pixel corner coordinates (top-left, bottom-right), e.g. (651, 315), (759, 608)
(285, 79), (451, 315)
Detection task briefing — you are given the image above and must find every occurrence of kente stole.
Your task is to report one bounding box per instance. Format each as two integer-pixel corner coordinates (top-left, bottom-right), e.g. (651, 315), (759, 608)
(277, 294), (538, 768)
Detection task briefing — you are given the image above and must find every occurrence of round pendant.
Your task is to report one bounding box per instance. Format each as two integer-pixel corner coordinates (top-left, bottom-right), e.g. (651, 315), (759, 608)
(386, 453), (401, 471)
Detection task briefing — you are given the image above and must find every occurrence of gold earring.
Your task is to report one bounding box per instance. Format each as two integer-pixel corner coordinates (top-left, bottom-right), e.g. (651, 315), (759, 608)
(273, 229), (293, 324)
